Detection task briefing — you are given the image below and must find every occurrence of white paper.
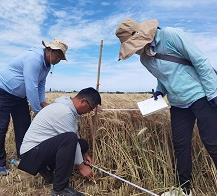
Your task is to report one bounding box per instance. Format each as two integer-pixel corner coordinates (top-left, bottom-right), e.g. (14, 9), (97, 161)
(137, 95), (169, 116)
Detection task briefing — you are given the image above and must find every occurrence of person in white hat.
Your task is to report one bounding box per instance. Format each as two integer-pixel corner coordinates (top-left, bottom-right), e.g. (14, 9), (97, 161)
(0, 38), (68, 175)
(116, 19), (217, 196)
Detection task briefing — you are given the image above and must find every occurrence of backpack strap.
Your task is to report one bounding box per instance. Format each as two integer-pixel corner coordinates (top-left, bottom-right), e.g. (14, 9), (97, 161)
(155, 53), (217, 74)
(155, 53), (192, 66)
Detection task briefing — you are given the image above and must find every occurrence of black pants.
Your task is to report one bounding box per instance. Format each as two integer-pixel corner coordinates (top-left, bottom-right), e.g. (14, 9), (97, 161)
(18, 132), (89, 191)
(0, 88), (31, 166)
(170, 97), (217, 190)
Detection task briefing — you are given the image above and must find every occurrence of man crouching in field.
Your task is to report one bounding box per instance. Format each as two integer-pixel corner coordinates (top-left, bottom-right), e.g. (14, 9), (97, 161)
(18, 87), (101, 196)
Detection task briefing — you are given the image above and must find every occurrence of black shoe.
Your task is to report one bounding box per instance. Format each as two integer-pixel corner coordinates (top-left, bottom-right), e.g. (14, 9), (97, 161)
(39, 168), (54, 184)
(51, 187), (84, 196)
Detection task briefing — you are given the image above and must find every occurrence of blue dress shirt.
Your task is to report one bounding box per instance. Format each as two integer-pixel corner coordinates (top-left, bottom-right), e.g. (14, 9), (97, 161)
(0, 47), (50, 112)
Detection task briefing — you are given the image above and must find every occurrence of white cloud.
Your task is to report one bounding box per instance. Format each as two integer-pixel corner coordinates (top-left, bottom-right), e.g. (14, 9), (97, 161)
(117, 0), (217, 9)
(46, 29), (217, 92)
(191, 33), (217, 68)
(77, 0), (92, 7)
(46, 68), (156, 92)
(0, 0), (48, 58)
(51, 6), (94, 22)
(48, 13), (132, 49)
(0, 0), (48, 64)
(46, 55), (157, 92)
(101, 2), (110, 6)
(0, 0), (46, 46)
(0, 0), (47, 24)
(100, 61), (156, 92)
(0, 0), (217, 92)
(46, 73), (96, 92)
(149, 0), (217, 8)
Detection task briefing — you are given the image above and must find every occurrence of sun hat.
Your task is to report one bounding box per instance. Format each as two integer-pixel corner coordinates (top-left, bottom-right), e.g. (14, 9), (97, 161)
(115, 19), (159, 60)
(42, 39), (68, 60)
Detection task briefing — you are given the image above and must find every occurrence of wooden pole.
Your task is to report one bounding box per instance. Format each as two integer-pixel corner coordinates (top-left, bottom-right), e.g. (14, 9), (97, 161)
(96, 40), (103, 91)
(92, 40), (103, 161)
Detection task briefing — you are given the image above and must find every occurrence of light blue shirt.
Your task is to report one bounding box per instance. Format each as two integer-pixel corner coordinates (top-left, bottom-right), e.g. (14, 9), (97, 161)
(140, 28), (217, 107)
(0, 47), (50, 112)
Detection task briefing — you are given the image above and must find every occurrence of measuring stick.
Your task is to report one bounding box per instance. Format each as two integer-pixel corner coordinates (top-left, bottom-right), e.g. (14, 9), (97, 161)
(102, 108), (139, 111)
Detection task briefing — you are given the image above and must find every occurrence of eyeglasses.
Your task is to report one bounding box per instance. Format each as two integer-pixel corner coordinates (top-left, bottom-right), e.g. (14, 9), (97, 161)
(84, 99), (94, 111)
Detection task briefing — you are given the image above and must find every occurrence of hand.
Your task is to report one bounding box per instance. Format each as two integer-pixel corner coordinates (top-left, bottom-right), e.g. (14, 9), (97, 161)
(209, 97), (217, 107)
(32, 112), (38, 118)
(152, 89), (163, 100)
(83, 153), (93, 165)
(78, 162), (93, 178)
(40, 102), (49, 108)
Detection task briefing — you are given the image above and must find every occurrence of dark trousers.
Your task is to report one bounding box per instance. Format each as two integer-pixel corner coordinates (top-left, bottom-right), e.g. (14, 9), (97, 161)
(170, 97), (217, 190)
(0, 88), (31, 166)
(18, 132), (89, 191)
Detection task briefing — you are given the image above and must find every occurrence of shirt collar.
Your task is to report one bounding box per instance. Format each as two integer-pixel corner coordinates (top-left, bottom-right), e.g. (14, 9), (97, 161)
(70, 98), (80, 119)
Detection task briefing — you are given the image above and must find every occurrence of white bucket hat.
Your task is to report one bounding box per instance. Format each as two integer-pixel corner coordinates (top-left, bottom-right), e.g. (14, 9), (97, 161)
(116, 19), (159, 60)
(42, 39), (68, 60)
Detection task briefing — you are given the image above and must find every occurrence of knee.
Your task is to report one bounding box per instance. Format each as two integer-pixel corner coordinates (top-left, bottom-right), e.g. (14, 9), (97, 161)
(202, 141), (217, 156)
(60, 132), (78, 144)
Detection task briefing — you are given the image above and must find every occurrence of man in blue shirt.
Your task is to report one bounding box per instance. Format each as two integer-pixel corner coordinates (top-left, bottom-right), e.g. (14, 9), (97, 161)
(0, 39), (68, 175)
(116, 19), (217, 196)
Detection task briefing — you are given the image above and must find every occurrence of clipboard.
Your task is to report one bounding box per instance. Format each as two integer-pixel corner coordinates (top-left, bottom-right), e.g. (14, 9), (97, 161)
(137, 95), (169, 116)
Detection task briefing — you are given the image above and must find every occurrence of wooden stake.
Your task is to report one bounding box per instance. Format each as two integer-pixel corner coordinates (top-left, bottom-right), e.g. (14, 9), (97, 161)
(96, 40), (103, 91)
(91, 40), (103, 161)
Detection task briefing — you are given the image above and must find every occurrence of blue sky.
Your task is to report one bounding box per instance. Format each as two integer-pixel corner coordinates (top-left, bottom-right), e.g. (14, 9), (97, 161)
(0, 0), (217, 92)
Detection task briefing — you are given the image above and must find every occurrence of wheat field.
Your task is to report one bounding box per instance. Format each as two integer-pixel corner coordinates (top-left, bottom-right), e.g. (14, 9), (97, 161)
(0, 92), (217, 196)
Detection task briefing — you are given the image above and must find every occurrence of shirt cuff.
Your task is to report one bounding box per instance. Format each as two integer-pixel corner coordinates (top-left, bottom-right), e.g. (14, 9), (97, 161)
(74, 143), (84, 165)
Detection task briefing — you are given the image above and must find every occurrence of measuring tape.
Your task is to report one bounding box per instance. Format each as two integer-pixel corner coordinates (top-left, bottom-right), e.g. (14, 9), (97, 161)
(102, 108), (139, 111)
(91, 164), (159, 196)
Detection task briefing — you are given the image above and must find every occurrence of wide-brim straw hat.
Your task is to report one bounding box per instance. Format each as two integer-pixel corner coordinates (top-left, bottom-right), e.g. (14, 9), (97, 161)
(116, 19), (159, 60)
(42, 39), (68, 60)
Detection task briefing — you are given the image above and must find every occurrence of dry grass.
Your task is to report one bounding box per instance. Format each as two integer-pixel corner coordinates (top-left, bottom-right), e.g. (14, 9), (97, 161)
(1, 92), (217, 195)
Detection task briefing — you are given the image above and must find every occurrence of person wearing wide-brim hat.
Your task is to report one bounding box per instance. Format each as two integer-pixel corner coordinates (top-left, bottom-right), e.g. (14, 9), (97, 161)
(116, 19), (217, 196)
(42, 39), (68, 61)
(116, 19), (159, 60)
(0, 38), (68, 176)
